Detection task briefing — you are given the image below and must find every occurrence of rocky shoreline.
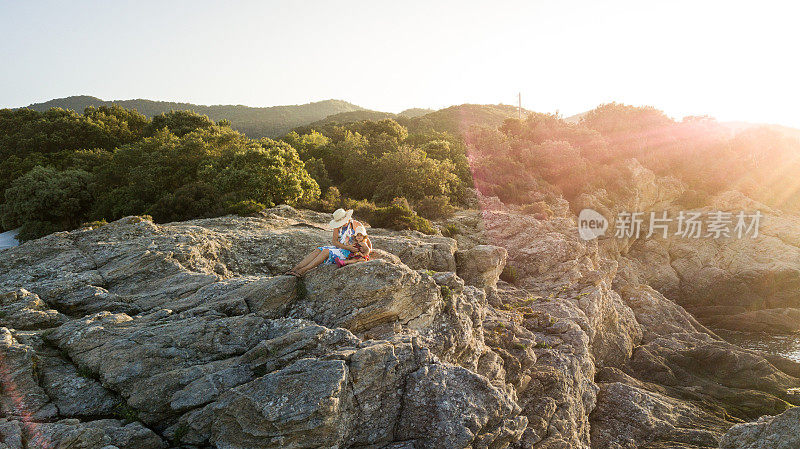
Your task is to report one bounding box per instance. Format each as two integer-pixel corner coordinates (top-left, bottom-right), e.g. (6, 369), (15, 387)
(1, 198), (799, 448)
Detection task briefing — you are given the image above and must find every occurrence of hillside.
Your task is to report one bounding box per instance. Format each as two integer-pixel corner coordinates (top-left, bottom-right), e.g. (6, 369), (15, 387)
(288, 107), (435, 129)
(303, 108), (436, 129)
(307, 109), (396, 127)
(563, 111), (588, 123)
(22, 95), (365, 138)
(402, 103), (527, 135)
(296, 104), (525, 137)
(398, 107), (434, 118)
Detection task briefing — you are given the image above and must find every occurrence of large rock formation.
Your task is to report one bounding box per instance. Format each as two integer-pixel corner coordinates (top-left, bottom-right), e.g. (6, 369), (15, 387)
(0, 209), (523, 448)
(567, 160), (800, 335)
(619, 191), (800, 333)
(0, 198), (799, 448)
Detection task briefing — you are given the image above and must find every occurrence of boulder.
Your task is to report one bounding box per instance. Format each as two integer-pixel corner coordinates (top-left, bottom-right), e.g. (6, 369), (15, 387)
(24, 419), (164, 449)
(0, 289), (66, 330)
(396, 364), (527, 449)
(185, 318), (523, 449)
(479, 209), (643, 368)
(719, 407), (800, 449)
(46, 310), (275, 426)
(425, 272), (489, 370)
(369, 230), (457, 272)
(210, 358), (353, 449)
(0, 217), (223, 316)
(455, 244), (507, 288)
(613, 269), (713, 343)
(293, 260), (441, 335)
(591, 372), (728, 449)
(482, 302), (598, 449)
(292, 262), (492, 370)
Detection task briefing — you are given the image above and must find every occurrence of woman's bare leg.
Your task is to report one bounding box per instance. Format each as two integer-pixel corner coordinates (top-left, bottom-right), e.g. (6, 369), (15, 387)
(296, 249), (329, 275)
(292, 249), (321, 273)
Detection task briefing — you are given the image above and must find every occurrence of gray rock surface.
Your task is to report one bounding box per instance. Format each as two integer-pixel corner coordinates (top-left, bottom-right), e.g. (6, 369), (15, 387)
(591, 372), (728, 449)
(0, 198), (798, 449)
(456, 244), (508, 288)
(0, 289), (66, 330)
(719, 407), (800, 449)
(621, 191), (800, 333)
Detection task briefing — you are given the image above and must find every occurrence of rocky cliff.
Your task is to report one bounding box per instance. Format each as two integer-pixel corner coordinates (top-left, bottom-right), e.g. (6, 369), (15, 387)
(624, 191), (800, 334)
(1, 199), (799, 448)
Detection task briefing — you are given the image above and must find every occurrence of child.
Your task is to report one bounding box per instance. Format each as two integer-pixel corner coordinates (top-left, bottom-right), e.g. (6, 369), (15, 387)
(336, 225), (371, 267)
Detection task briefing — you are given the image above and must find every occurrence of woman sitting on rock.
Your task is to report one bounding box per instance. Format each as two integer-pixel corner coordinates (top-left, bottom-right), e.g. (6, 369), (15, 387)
(336, 225), (371, 267)
(286, 208), (364, 276)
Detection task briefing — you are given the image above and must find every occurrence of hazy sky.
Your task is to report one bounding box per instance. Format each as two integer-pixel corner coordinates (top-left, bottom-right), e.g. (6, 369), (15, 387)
(1, 0), (798, 127)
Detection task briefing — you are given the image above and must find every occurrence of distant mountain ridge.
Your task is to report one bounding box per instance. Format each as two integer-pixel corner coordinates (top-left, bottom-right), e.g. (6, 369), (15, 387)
(22, 95), (365, 138)
(21, 96), (530, 139)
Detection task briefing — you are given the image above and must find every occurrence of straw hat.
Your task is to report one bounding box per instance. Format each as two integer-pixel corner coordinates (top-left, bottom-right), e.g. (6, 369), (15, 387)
(354, 225), (368, 236)
(328, 208), (354, 228)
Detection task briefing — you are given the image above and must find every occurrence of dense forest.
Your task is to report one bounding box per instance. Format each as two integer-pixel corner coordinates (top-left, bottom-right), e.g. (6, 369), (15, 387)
(2, 100), (800, 242)
(468, 104), (800, 212)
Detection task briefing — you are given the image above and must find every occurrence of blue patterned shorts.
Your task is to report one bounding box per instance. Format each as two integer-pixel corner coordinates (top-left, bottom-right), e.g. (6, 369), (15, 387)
(318, 246), (352, 265)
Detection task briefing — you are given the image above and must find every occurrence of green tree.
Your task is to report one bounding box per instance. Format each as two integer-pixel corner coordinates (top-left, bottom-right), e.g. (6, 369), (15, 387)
(145, 110), (215, 137)
(148, 181), (223, 223)
(286, 119), (471, 207)
(0, 106), (148, 159)
(282, 130), (330, 160)
(1, 166), (94, 240)
(208, 138), (320, 208)
(372, 146), (459, 203)
(371, 197), (436, 234)
(0, 106), (149, 218)
(92, 128), (319, 220)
